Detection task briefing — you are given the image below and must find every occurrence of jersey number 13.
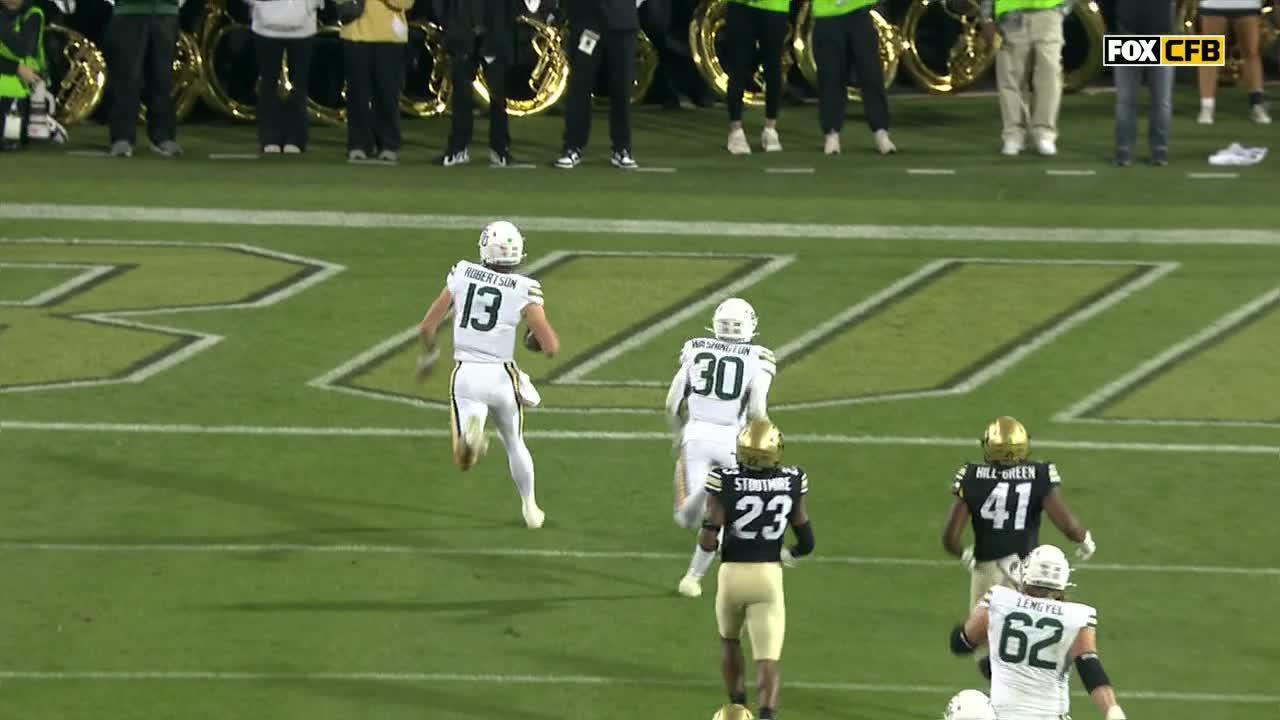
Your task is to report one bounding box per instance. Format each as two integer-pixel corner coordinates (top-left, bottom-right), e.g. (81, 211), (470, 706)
(459, 284), (502, 332)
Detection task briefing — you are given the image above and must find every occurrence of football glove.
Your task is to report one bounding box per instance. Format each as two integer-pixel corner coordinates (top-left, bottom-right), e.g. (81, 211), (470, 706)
(960, 546), (976, 572)
(780, 547), (798, 568)
(1076, 531), (1097, 561)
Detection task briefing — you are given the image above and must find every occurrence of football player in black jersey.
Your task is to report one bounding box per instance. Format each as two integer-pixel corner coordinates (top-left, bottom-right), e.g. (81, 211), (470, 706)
(699, 419), (814, 720)
(941, 416), (1097, 678)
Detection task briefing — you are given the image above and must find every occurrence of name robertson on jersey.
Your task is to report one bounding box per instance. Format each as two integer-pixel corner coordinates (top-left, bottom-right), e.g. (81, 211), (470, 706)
(1016, 596), (1065, 616)
(691, 338), (751, 356)
(465, 266), (518, 289)
(975, 464), (1037, 481)
(734, 477), (793, 493)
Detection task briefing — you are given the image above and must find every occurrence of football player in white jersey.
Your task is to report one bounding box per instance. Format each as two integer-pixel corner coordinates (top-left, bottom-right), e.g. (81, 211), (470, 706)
(948, 545), (1128, 720)
(943, 689), (995, 720)
(666, 298), (776, 598)
(416, 221), (561, 529)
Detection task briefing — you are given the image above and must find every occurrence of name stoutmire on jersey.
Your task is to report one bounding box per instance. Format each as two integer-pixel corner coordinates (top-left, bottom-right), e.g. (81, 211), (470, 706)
(1103, 35), (1226, 66)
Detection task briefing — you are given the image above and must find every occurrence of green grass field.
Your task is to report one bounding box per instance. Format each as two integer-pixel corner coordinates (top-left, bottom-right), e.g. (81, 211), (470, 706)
(2, 87), (1279, 720)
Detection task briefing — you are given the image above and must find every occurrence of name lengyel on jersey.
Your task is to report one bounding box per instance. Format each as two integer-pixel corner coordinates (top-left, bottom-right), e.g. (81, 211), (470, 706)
(447, 260), (543, 363)
(678, 337), (776, 426)
(982, 585), (1098, 718)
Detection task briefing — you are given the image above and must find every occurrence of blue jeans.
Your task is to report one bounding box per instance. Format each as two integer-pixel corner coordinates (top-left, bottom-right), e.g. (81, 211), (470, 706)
(1114, 65), (1173, 156)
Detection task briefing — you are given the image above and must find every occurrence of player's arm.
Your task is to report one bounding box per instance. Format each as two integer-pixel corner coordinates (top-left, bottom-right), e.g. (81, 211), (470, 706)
(1044, 483), (1096, 560)
(664, 361), (692, 441)
(943, 465), (975, 569)
(744, 370), (773, 422)
(416, 286), (453, 380)
(699, 494), (726, 552)
(949, 603), (990, 655)
(521, 303), (560, 357)
(1070, 628), (1127, 720)
(779, 493), (814, 568)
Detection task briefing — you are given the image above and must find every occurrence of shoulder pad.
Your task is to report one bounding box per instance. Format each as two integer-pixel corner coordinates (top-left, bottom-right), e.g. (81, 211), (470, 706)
(952, 464), (969, 497)
(525, 278), (544, 303)
(1040, 462), (1061, 484)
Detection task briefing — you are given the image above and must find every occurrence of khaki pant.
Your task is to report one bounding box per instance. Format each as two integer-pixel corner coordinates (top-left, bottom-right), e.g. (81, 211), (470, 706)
(716, 563), (786, 661)
(995, 9), (1065, 145)
(969, 554), (1020, 611)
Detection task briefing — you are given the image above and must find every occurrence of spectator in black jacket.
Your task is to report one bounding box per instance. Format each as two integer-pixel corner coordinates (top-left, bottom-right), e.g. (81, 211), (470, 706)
(437, 0), (521, 166)
(555, 0), (640, 170)
(1113, 0), (1175, 166)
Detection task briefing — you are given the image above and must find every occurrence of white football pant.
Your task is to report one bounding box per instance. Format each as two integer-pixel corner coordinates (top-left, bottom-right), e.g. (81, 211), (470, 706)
(449, 361), (536, 501)
(673, 422), (738, 528)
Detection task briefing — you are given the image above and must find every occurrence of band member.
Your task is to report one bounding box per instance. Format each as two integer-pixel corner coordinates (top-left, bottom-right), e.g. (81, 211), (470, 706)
(556, 0), (640, 169)
(979, 0), (1070, 156)
(811, 0), (896, 155)
(1196, 0), (1270, 125)
(0, 0), (43, 150)
(723, 0), (789, 154)
(104, 0), (183, 157)
(437, 0), (523, 166)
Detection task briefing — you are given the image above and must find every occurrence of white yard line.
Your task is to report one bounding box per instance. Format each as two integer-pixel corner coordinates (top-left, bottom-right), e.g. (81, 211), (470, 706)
(1056, 287), (1280, 425)
(764, 168), (815, 174)
(1, 420), (1277, 456)
(906, 168), (957, 175)
(7, 204), (1280, 246)
(1046, 169), (1097, 176)
(0, 542), (1275, 577)
(1187, 172), (1238, 179)
(0, 670), (1270, 703)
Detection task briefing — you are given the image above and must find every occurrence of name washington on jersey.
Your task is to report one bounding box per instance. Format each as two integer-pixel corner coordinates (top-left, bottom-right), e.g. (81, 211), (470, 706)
(688, 338), (752, 357)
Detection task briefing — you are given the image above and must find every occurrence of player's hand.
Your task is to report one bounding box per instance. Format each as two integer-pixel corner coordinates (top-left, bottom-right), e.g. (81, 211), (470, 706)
(1076, 530), (1096, 561)
(415, 350), (439, 381)
(960, 546), (976, 572)
(780, 547), (798, 568)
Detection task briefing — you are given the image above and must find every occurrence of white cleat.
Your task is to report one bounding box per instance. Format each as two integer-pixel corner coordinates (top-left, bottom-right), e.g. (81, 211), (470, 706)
(1250, 104), (1272, 125)
(677, 574), (703, 598)
(761, 127), (783, 152)
(874, 129), (897, 155)
(823, 132), (841, 155)
(522, 501), (545, 529)
(460, 416), (488, 468)
(1036, 138), (1057, 156)
(727, 128), (751, 155)
(1197, 107), (1214, 125)
(1001, 139), (1023, 156)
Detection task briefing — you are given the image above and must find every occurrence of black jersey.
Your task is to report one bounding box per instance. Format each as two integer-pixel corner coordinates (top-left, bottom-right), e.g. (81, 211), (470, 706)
(952, 461), (1061, 562)
(707, 464), (808, 564)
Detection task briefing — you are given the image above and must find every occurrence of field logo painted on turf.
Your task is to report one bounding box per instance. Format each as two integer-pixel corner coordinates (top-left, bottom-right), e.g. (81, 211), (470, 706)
(1103, 35), (1225, 66)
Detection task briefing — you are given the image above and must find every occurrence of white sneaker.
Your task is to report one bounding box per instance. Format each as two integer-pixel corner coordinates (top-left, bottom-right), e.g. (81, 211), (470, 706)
(761, 127), (782, 152)
(460, 416), (488, 469)
(727, 128), (751, 155)
(677, 574), (703, 598)
(283, 144), (302, 154)
(262, 144), (282, 154)
(1250, 104), (1272, 125)
(874, 129), (897, 155)
(522, 500), (545, 529)
(1036, 138), (1057, 156)
(1197, 108), (1214, 125)
(823, 132), (841, 155)
(1001, 139), (1023, 156)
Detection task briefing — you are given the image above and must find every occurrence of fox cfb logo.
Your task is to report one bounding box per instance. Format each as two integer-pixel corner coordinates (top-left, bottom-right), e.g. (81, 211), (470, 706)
(1103, 35), (1226, 67)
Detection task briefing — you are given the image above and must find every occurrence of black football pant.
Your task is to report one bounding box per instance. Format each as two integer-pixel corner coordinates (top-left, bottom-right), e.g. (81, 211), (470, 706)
(447, 37), (510, 153)
(724, 2), (787, 122)
(343, 40), (405, 153)
(255, 34), (314, 150)
(563, 26), (635, 153)
(106, 13), (179, 145)
(813, 8), (890, 134)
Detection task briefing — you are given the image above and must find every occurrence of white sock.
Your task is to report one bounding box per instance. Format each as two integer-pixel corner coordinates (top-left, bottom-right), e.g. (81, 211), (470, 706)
(507, 439), (536, 503)
(1201, 97), (1215, 112)
(687, 529), (723, 579)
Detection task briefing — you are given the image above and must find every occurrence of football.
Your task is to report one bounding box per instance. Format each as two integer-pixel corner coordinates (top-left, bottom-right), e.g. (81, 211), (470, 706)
(523, 328), (542, 352)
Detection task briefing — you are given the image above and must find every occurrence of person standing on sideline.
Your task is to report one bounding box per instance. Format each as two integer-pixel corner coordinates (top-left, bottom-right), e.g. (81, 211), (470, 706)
(555, 0), (640, 170)
(249, 0), (323, 155)
(341, 0), (414, 161)
(979, 0), (1069, 156)
(723, 0), (788, 154)
(1112, 0), (1174, 165)
(0, 0), (44, 149)
(1195, 0), (1271, 125)
(436, 0), (522, 167)
(104, 0), (183, 157)
(811, 0), (896, 155)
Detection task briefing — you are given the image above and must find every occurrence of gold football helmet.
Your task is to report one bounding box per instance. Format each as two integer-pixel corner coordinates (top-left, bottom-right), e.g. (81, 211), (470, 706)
(712, 703), (755, 720)
(737, 419), (783, 469)
(981, 416), (1029, 465)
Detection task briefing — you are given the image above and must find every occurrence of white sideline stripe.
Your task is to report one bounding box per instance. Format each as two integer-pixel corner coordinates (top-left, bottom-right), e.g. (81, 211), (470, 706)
(1187, 172), (1238, 179)
(553, 254), (796, 383)
(208, 153), (260, 160)
(0, 239), (345, 394)
(0, 543), (1276, 577)
(494, 163), (538, 170)
(7, 204), (1280, 247)
(635, 167), (677, 173)
(764, 167), (815, 174)
(0, 671), (1271, 703)
(2, 421), (1278, 456)
(773, 260), (1179, 410)
(906, 168), (956, 175)
(0, 262), (116, 306)
(1056, 286), (1280, 423)
(1046, 169), (1097, 176)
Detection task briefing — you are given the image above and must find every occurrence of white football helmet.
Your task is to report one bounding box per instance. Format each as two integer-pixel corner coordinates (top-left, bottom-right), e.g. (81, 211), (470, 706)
(944, 689), (995, 720)
(710, 298), (758, 342)
(1021, 544), (1073, 591)
(478, 220), (525, 267)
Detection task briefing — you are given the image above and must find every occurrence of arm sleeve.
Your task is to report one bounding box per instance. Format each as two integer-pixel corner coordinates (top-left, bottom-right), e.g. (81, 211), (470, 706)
(525, 279), (544, 307)
(665, 365), (690, 421)
(1047, 462), (1062, 486)
(704, 469), (722, 496)
(745, 370), (772, 421)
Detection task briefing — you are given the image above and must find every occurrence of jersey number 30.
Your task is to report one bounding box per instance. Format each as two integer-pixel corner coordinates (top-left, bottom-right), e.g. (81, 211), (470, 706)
(460, 284), (502, 332)
(979, 481), (1032, 531)
(998, 611), (1064, 670)
(691, 352), (745, 400)
(733, 495), (793, 540)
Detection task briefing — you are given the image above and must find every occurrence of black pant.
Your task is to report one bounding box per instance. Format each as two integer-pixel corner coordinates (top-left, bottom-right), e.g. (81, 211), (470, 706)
(447, 37), (510, 153)
(255, 34), (314, 150)
(343, 40), (405, 153)
(106, 13), (178, 145)
(563, 26), (635, 153)
(813, 9), (890, 134)
(724, 2), (787, 122)
(638, 0), (679, 103)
